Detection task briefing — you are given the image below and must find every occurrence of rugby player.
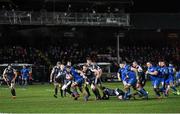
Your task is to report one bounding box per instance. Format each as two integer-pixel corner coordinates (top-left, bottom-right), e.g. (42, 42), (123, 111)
(82, 64), (101, 101)
(3, 64), (17, 99)
(166, 63), (180, 95)
(50, 62), (66, 98)
(146, 62), (161, 98)
(21, 65), (30, 87)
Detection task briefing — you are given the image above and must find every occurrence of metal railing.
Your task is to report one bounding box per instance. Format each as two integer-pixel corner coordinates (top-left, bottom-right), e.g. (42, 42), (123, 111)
(0, 10), (130, 26)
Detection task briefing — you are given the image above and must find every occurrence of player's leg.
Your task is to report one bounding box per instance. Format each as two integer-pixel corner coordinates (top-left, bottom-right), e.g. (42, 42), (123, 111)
(54, 82), (59, 98)
(10, 81), (16, 98)
(124, 79), (137, 100)
(59, 83), (64, 97)
(169, 79), (180, 95)
(62, 80), (73, 95)
(153, 78), (161, 98)
(82, 84), (90, 101)
(136, 82), (148, 99)
(95, 78), (103, 99)
(159, 78), (165, 93)
(71, 81), (81, 100)
(23, 77), (28, 88)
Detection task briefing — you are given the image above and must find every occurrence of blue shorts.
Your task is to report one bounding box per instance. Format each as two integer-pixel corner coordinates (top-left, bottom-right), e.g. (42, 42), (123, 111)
(150, 76), (160, 88)
(127, 78), (137, 86)
(22, 76), (29, 80)
(75, 78), (84, 87)
(159, 78), (165, 83)
(165, 78), (174, 85)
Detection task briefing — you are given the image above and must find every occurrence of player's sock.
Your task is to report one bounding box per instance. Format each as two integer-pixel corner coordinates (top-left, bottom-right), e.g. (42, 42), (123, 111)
(85, 86), (91, 96)
(154, 88), (160, 97)
(92, 89), (98, 97)
(140, 88), (148, 96)
(72, 90), (79, 100)
(124, 89), (130, 100)
(64, 90), (66, 97)
(60, 89), (63, 97)
(66, 88), (72, 95)
(92, 89), (101, 99)
(55, 87), (58, 95)
(72, 90), (78, 96)
(95, 89), (101, 99)
(171, 86), (177, 92)
(11, 88), (16, 96)
(159, 87), (165, 93)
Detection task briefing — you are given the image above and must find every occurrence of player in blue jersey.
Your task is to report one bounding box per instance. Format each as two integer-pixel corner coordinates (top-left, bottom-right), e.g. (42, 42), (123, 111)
(117, 61), (129, 87)
(117, 61), (132, 99)
(66, 65), (84, 100)
(50, 62), (66, 98)
(157, 61), (169, 96)
(166, 64), (180, 95)
(3, 64), (17, 99)
(131, 61), (148, 99)
(146, 62), (161, 98)
(61, 61), (73, 97)
(176, 69), (180, 87)
(123, 67), (138, 100)
(21, 65), (30, 87)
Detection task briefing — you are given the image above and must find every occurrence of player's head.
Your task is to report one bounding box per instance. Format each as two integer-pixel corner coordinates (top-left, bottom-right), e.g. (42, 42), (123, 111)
(146, 62), (152, 68)
(119, 61), (126, 68)
(7, 64), (12, 69)
(56, 61), (61, 67)
(66, 65), (71, 72)
(86, 57), (92, 65)
(158, 60), (165, 67)
(82, 64), (88, 72)
(132, 61), (138, 67)
(60, 64), (65, 70)
(67, 61), (72, 66)
(23, 65), (26, 68)
(169, 63), (173, 67)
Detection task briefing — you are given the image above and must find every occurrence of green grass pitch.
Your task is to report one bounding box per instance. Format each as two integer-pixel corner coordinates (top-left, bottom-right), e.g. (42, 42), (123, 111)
(0, 82), (180, 113)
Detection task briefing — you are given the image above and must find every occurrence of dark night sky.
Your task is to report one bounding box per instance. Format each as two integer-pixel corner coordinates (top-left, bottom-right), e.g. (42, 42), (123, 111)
(129, 0), (180, 13)
(1, 0), (179, 13)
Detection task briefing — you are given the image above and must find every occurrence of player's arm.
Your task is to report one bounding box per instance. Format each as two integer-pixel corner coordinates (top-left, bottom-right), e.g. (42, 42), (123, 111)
(28, 68), (31, 76)
(173, 68), (176, 74)
(147, 70), (158, 75)
(76, 70), (87, 79)
(20, 69), (23, 77)
(117, 72), (121, 81)
(131, 67), (139, 81)
(91, 69), (101, 78)
(12, 69), (17, 82)
(2, 69), (7, 81)
(50, 68), (55, 82)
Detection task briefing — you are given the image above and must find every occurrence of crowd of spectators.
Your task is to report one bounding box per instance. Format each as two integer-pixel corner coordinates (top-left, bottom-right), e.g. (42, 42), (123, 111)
(0, 46), (46, 65)
(0, 45), (180, 69)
